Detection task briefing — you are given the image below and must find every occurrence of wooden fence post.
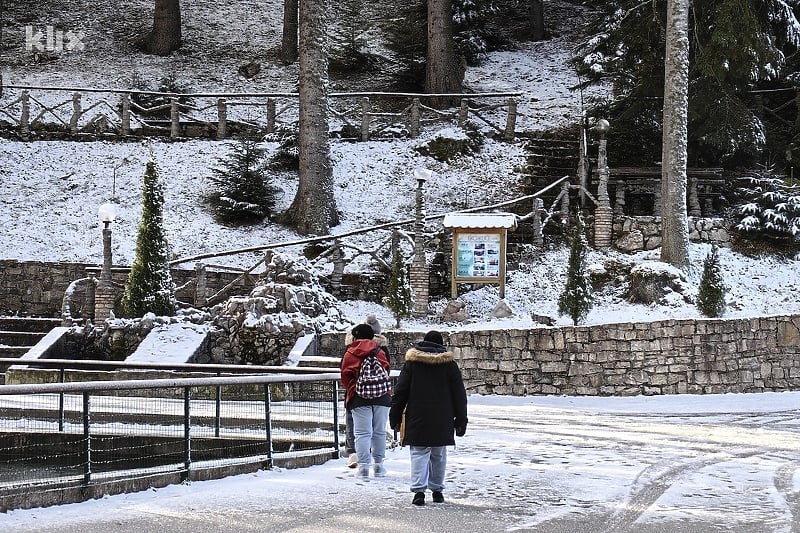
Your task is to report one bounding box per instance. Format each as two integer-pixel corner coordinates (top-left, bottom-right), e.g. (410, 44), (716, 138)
(458, 99), (468, 127)
(504, 97), (517, 140)
(560, 181), (570, 221)
(69, 92), (82, 134)
(120, 93), (131, 136)
(170, 97), (179, 138)
(410, 98), (420, 138)
(194, 262), (207, 307)
(361, 97), (370, 141)
(20, 90), (30, 141)
(217, 98), (227, 140)
(266, 98), (276, 133)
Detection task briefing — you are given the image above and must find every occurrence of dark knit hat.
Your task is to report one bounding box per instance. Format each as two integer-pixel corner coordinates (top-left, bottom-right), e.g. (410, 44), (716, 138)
(351, 323), (375, 340)
(423, 330), (444, 346)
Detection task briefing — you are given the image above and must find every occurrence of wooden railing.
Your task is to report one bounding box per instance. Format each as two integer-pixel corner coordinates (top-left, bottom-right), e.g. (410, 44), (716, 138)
(0, 85), (522, 141)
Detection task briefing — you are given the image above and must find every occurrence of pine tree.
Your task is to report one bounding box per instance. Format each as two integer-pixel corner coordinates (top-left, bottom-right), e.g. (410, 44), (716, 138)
(696, 244), (727, 317)
(575, 0), (800, 167)
(558, 217), (592, 325)
(121, 156), (176, 318)
(383, 247), (413, 328)
(207, 135), (278, 224)
(329, 0), (374, 72)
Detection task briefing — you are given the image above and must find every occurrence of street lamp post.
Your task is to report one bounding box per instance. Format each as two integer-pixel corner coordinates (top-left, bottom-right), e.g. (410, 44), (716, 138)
(411, 168), (432, 317)
(593, 119), (613, 248)
(95, 202), (117, 321)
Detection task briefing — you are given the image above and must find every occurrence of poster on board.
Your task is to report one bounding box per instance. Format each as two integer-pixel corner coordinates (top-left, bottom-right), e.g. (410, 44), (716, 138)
(456, 233), (501, 278)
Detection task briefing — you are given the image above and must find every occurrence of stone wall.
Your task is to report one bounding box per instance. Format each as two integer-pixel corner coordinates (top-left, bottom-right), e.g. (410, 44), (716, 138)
(0, 260), (252, 318)
(613, 216), (731, 252)
(321, 315), (800, 396)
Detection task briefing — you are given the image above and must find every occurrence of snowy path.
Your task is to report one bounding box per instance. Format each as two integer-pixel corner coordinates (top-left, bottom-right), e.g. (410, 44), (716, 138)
(4, 393), (800, 532)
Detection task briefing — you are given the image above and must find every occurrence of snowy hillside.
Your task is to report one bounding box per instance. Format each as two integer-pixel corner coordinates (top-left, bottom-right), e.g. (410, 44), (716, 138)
(1, 0), (799, 329)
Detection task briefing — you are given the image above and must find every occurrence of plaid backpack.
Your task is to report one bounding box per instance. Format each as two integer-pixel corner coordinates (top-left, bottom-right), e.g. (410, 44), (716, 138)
(355, 348), (392, 399)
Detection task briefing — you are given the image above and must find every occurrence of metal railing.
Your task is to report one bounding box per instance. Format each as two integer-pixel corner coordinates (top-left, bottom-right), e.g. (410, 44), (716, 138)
(0, 360), (349, 511)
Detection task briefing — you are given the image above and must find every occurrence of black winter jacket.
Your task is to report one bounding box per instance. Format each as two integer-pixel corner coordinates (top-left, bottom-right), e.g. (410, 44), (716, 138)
(389, 340), (468, 447)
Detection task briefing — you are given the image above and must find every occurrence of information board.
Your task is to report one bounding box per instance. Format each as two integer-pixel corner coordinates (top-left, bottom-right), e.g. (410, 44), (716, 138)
(455, 233), (502, 278)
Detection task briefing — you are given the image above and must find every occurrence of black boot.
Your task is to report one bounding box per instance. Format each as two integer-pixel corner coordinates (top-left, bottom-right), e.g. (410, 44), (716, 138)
(432, 491), (444, 503)
(412, 492), (425, 506)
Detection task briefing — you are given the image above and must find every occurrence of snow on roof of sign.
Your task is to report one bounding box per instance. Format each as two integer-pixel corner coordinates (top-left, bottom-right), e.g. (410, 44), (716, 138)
(442, 213), (518, 230)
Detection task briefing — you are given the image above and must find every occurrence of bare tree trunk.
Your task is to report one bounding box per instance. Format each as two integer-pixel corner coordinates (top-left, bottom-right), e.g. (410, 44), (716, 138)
(146, 0), (181, 56)
(279, 0), (339, 235)
(425, 0), (462, 108)
(660, 0), (690, 270)
(529, 0), (545, 41)
(281, 0), (299, 64)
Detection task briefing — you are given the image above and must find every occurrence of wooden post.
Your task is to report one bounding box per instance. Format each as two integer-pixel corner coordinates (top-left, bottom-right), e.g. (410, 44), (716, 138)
(458, 99), (468, 127)
(69, 92), (82, 134)
(20, 90), (30, 141)
(504, 97), (517, 140)
(266, 98), (276, 133)
(560, 181), (570, 221)
(330, 241), (344, 294)
(217, 98), (227, 140)
(360, 97), (370, 141)
(410, 98), (420, 138)
(614, 179), (626, 216)
(120, 94), (131, 136)
(532, 198), (544, 247)
(194, 262), (207, 307)
(687, 176), (701, 217)
(170, 97), (179, 138)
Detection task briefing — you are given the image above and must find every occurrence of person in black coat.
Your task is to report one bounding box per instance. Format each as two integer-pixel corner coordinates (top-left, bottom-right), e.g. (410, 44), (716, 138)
(389, 330), (468, 506)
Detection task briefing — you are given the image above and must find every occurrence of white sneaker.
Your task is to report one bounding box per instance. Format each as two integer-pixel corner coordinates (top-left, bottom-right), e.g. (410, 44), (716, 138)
(347, 453), (358, 468)
(357, 465), (369, 478)
(373, 463), (387, 477)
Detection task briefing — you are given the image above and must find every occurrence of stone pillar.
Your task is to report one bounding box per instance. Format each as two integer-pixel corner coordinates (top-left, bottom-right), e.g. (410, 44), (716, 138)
(94, 223), (116, 322)
(594, 131), (613, 248)
(411, 170), (431, 317)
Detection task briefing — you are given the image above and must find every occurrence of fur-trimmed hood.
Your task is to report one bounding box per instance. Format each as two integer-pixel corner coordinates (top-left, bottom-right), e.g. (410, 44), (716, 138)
(404, 346), (455, 364)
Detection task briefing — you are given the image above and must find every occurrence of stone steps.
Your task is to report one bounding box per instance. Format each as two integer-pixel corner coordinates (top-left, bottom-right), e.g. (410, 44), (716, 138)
(0, 316), (63, 381)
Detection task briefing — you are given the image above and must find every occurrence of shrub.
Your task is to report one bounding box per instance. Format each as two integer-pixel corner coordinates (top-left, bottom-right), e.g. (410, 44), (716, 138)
(696, 244), (727, 317)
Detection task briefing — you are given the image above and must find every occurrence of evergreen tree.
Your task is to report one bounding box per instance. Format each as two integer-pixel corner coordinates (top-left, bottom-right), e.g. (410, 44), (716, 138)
(121, 156), (176, 318)
(558, 217), (592, 325)
(383, 247), (413, 328)
(329, 0), (374, 72)
(696, 244), (727, 317)
(383, 0), (428, 91)
(733, 168), (800, 244)
(575, 0), (800, 168)
(207, 135), (278, 224)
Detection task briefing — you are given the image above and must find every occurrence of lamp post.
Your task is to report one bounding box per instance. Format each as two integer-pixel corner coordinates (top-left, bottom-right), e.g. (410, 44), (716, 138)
(411, 168), (432, 317)
(95, 202), (117, 321)
(593, 119), (613, 248)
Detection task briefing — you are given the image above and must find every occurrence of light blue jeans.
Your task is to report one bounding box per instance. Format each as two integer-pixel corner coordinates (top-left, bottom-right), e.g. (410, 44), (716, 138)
(351, 405), (389, 467)
(409, 446), (447, 493)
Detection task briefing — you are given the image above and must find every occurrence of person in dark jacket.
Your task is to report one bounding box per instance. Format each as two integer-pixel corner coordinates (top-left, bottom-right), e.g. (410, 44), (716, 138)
(341, 323), (392, 478)
(389, 330), (468, 506)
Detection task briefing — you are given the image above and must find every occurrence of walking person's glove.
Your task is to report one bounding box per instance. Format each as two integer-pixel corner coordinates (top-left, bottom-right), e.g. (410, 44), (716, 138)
(455, 424), (466, 437)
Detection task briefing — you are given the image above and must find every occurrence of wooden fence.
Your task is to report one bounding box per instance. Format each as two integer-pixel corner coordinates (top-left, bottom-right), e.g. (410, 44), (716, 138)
(0, 85), (522, 141)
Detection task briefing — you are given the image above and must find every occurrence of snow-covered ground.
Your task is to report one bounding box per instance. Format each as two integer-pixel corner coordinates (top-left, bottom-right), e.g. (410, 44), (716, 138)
(4, 391), (800, 532)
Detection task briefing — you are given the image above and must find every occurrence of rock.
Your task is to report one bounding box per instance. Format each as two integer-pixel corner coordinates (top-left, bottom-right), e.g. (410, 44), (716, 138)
(491, 300), (515, 319)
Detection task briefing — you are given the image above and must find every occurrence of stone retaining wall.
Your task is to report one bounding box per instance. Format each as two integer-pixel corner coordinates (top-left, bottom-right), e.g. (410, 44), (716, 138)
(613, 216), (731, 252)
(320, 314), (800, 396)
(0, 260), (250, 318)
